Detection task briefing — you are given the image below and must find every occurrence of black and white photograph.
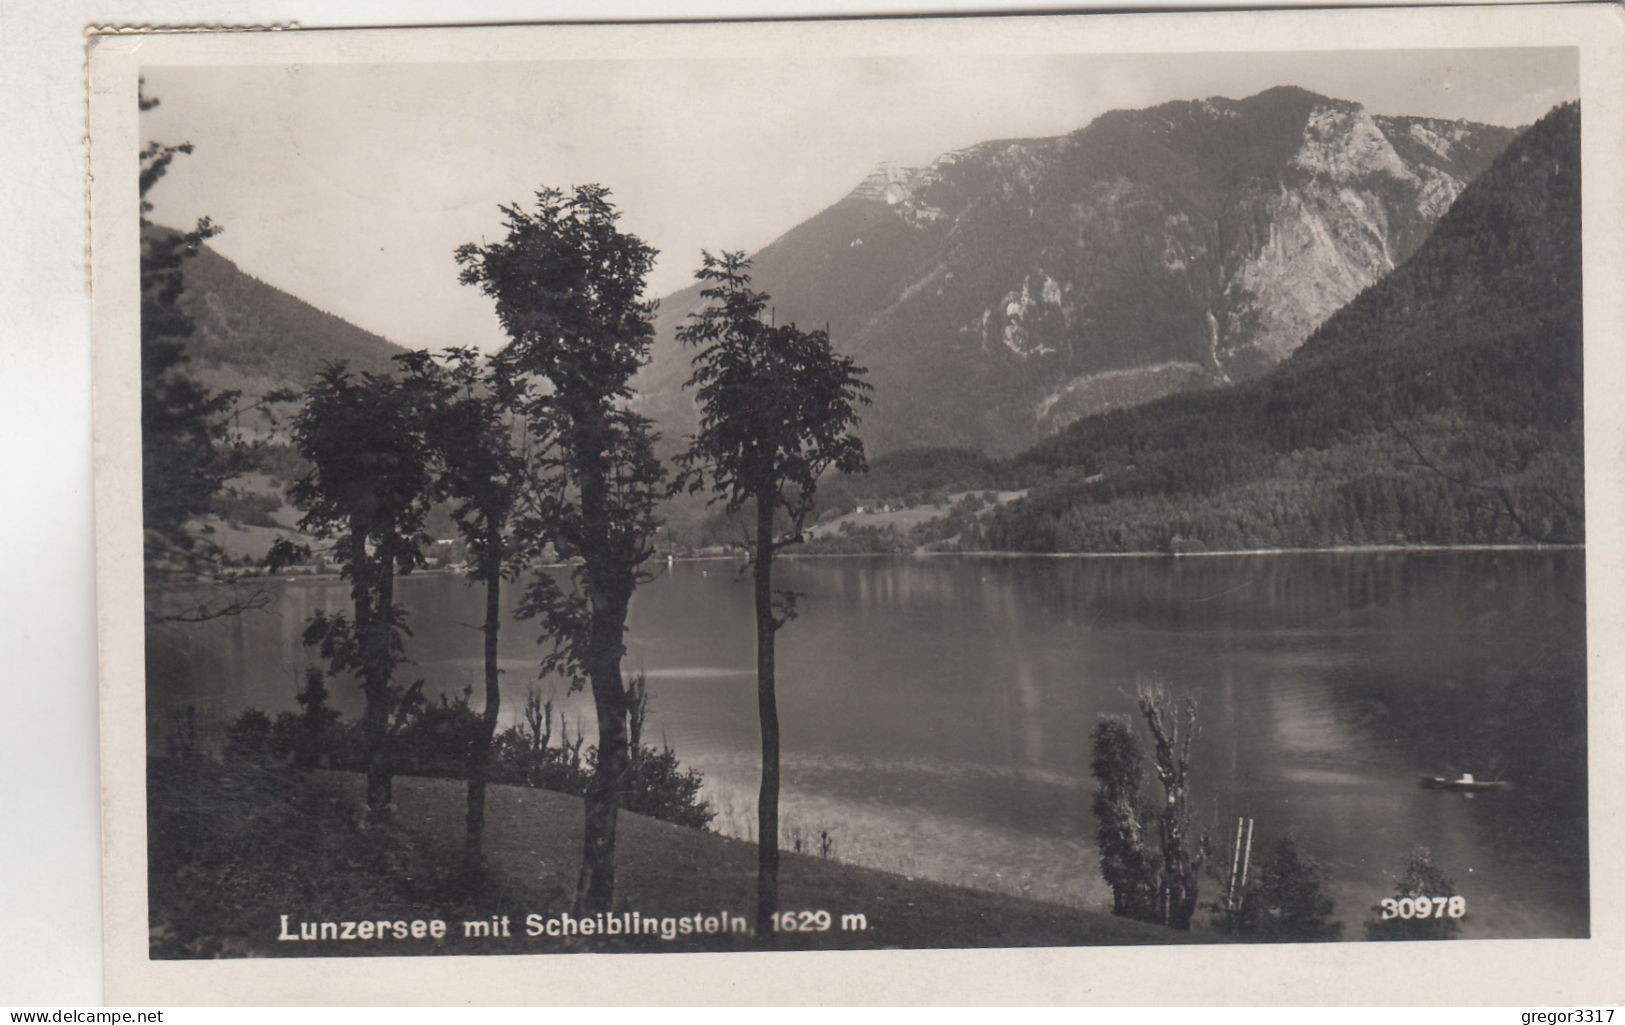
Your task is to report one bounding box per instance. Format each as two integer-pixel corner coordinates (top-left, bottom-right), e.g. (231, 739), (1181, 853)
(83, 5), (1625, 1003)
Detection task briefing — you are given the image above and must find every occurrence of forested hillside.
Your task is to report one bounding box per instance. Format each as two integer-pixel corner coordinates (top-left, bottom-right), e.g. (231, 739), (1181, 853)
(148, 225), (406, 401)
(968, 103), (1581, 552)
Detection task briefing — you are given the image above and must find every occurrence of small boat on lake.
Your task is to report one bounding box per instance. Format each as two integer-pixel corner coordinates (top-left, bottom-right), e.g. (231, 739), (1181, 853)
(1418, 772), (1512, 792)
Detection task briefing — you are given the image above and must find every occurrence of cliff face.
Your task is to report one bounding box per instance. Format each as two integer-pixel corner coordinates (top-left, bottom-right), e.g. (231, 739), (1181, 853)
(991, 102), (1581, 553)
(636, 86), (1517, 455)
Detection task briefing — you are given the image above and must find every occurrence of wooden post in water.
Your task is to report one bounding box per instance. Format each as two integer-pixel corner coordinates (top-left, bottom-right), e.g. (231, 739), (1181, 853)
(1237, 817), (1255, 910)
(1224, 816), (1256, 925)
(1226, 816), (1245, 912)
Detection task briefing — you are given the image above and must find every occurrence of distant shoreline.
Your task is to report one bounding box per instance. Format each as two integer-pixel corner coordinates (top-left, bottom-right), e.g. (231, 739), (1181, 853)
(777, 541), (1583, 561)
(950, 541), (1579, 559)
(163, 541), (1584, 589)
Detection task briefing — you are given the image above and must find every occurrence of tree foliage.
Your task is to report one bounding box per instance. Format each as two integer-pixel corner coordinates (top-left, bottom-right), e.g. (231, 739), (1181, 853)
(1366, 847), (1464, 941)
(397, 348), (531, 876)
(1087, 684), (1208, 930)
(1136, 683), (1206, 929)
(139, 85), (289, 623)
(1222, 836), (1343, 942)
(676, 250), (869, 937)
(277, 362), (436, 818)
(1089, 716), (1159, 920)
(455, 184), (666, 913)
(222, 686), (718, 834)
(677, 251), (870, 530)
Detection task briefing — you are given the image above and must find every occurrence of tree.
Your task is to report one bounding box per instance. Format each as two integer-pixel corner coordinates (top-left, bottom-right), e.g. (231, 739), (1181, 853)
(1089, 685), (1209, 930)
(1136, 682), (1206, 930)
(398, 348), (530, 878)
(276, 363), (435, 819)
(1225, 836), (1343, 942)
(284, 667), (342, 770)
(455, 185), (666, 913)
(1393, 426), (1583, 546)
(1366, 846), (1464, 941)
(1089, 716), (1160, 920)
(139, 85), (284, 623)
(676, 251), (870, 937)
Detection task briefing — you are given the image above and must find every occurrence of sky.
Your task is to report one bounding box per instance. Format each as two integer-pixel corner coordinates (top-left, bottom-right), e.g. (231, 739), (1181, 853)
(140, 47), (1577, 353)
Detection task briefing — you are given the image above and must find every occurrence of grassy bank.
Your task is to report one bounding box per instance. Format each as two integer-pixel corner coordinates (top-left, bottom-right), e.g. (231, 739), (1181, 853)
(148, 759), (1178, 958)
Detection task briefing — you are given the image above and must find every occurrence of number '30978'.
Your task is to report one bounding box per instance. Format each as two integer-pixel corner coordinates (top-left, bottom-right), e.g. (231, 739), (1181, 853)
(1379, 895), (1465, 919)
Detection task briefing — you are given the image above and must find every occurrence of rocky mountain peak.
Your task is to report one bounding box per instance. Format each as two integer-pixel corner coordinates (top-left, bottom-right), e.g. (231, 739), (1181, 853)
(848, 161), (920, 205)
(636, 87), (1522, 456)
(1242, 84), (1344, 108)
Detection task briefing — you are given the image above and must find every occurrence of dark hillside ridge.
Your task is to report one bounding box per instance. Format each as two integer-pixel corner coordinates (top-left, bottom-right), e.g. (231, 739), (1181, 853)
(635, 87), (1517, 456)
(984, 103), (1581, 552)
(148, 225), (407, 400)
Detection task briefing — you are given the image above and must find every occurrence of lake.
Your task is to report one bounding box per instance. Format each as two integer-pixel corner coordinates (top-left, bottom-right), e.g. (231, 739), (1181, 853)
(146, 549), (1589, 940)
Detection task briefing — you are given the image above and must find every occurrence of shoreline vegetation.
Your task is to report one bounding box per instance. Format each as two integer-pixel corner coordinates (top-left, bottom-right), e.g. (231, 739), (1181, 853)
(163, 541), (1585, 588)
(157, 656), (1520, 953)
(788, 542), (1584, 560)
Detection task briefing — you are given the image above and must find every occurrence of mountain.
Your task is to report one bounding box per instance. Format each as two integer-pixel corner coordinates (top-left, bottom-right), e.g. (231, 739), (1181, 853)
(634, 86), (1516, 456)
(980, 102), (1581, 552)
(152, 226), (407, 401)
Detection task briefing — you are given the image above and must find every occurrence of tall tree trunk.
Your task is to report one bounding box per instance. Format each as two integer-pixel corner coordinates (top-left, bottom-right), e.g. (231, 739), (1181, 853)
(464, 517), (503, 880)
(1158, 781), (1199, 929)
(1139, 690), (1201, 930)
(349, 524), (391, 821)
(753, 488), (780, 940)
(362, 698), (393, 817)
(575, 596), (629, 913)
(363, 545), (396, 820)
(572, 408), (631, 914)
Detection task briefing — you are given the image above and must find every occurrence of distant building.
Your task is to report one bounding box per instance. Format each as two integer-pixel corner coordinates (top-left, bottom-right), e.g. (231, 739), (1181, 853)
(1168, 534), (1208, 555)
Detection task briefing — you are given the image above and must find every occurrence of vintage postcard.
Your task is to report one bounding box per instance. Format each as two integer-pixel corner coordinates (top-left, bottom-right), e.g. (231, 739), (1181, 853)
(89, 4), (1625, 1005)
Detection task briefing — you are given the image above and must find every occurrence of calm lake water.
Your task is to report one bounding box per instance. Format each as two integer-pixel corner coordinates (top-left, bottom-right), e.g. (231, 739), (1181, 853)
(147, 550), (1589, 939)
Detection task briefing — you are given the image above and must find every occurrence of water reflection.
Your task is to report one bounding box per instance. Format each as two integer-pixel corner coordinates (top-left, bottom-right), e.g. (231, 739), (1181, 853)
(148, 550), (1588, 938)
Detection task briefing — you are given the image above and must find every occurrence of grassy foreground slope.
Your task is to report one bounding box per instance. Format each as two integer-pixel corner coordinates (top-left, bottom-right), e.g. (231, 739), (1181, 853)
(149, 762), (1177, 958)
